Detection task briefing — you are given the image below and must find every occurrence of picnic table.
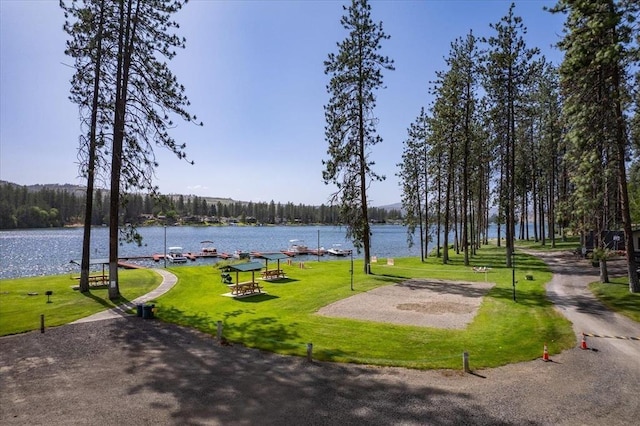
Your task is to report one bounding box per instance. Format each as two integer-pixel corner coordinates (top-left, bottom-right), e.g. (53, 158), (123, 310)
(261, 269), (285, 280)
(74, 274), (109, 286)
(227, 281), (262, 296)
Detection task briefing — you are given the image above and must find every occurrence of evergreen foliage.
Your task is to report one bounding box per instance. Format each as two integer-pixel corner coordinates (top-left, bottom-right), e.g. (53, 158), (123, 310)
(550, 0), (639, 291)
(397, 108), (429, 261)
(0, 182), (400, 229)
(323, 0), (394, 272)
(61, 0), (203, 298)
(483, 3), (539, 268)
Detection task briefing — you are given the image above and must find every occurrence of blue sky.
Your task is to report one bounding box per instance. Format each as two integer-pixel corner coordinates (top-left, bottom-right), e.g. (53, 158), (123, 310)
(0, 0), (565, 206)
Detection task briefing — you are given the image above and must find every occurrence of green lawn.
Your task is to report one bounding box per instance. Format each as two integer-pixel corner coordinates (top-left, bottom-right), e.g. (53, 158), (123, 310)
(1, 245), (581, 370)
(0, 269), (160, 336)
(154, 245), (575, 369)
(589, 278), (640, 322)
(515, 235), (581, 251)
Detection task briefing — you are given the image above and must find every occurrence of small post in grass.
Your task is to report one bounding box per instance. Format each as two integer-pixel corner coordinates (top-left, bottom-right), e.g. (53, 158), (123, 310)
(512, 250), (517, 302)
(216, 320), (223, 340)
(350, 251), (354, 291)
(306, 342), (313, 362)
(40, 314), (45, 333)
(462, 351), (470, 373)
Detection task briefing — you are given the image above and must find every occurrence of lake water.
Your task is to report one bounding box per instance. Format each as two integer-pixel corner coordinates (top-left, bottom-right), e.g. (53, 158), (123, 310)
(0, 225), (426, 279)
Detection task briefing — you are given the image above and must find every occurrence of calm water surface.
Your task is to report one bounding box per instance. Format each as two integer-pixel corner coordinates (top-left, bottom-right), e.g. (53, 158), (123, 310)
(1, 225), (424, 279)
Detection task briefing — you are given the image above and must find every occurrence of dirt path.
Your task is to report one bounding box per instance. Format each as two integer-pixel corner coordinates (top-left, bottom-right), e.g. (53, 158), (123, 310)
(539, 251), (640, 358)
(1, 252), (639, 425)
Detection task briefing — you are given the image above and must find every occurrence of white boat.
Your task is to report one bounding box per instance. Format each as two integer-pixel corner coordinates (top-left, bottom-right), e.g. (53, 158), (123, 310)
(233, 250), (250, 260)
(200, 240), (217, 256)
(166, 246), (188, 263)
(327, 244), (351, 256)
(282, 239), (309, 256)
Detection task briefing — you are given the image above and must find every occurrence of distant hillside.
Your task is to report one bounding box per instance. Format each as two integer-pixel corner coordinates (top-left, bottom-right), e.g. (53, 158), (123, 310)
(168, 194), (238, 206)
(379, 202), (402, 211)
(0, 181), (87, 196)
(0, 181), (398, 209)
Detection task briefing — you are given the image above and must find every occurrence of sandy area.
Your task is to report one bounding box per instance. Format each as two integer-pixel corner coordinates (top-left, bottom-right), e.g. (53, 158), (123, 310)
(317, 278), (495, 329)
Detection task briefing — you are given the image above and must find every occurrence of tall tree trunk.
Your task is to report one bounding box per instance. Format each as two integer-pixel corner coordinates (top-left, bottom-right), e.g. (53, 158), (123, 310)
(109, 0), (139, 300)
(506, 72), (515, 268)
(358, 83), (371, 274)
(417, 172), (425, 262)
(610, 22), (639, 292)
(549, 131), (556, 247)
(423, 151), (429, 260)
(462, 84), (470, 266)
(79, 0), (105, 293)
(443, 147), (453, 264)
(436, 156), (442, 258)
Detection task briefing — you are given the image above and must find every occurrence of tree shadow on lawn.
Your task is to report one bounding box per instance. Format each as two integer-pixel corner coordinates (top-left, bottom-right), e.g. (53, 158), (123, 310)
(443, 251), (552, 271)
(160, 305), (223, 335)
(229, 293), (280, 303)
(1, 318), (517, 424)
(99, 319), (509, 425)
(159, 306), (301, 353)
(261, 277), (299, 284)
(371, 273), (413, 282)
(82, 290), (130, 309)
(396, 280), (492, 298)
(487, 286), (554, 308)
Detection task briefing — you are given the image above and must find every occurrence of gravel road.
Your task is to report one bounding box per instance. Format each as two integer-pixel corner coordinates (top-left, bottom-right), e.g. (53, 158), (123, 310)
(1, 252), (638, 425)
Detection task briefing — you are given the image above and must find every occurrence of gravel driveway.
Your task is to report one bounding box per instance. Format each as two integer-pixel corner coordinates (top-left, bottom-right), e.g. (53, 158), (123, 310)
(1, 252), (638, 425)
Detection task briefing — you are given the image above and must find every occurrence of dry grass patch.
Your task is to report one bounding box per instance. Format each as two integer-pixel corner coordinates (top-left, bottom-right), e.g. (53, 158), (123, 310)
(317, 278), (494, 329)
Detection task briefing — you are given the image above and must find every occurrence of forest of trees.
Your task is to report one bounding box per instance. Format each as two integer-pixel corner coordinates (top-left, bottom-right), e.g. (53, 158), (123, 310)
(0, 181), (401, 230)
(395, 1), (639, 292)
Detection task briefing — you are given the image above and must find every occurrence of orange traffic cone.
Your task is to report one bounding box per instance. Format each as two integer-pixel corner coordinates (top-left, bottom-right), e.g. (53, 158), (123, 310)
(580, 333), (588, 350)
(542, 343), (550, 362)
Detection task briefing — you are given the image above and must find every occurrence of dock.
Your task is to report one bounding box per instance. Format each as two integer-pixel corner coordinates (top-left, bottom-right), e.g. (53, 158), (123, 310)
(117, 261), (145, 269)
(117, 248), (329, 265)
(145, 252), (233, 263)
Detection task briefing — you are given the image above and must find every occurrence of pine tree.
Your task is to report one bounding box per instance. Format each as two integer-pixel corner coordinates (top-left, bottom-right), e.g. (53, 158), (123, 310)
(62, 0), (110, 293)
(397, 108), (429, 261)
(551, 0), (639, 291)
(483, 2), (539, 267)
(323, 0), (394, 273)
(62, 0), (202, 299)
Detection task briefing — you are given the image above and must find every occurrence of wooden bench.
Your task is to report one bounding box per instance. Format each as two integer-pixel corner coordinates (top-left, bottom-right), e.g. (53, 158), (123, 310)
(74, 275), (109, 286)
(227, 281), (262, 296)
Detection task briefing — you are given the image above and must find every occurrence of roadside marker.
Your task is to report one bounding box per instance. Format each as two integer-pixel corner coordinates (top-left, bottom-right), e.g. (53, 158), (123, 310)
(583, 333), (640, 341)
(580, 333), (588, 350)
(542, 343), (550, 362)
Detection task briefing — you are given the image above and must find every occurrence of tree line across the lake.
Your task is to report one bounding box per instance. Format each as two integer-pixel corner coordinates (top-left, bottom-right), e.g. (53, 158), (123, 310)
(0, 181), (402, 230)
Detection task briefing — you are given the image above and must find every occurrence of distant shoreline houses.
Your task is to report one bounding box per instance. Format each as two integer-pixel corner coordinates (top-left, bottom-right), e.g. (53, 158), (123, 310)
(143, 214), (401, 227)
(0, 180), (402, 230)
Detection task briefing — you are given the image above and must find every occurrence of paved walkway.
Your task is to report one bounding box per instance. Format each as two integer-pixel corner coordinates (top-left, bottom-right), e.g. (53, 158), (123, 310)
(70, 269), (178, 324)
(534, 251), (640, 356)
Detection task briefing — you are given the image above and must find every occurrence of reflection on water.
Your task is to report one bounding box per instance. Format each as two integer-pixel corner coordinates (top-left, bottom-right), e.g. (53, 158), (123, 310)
(0, 225), (421, 279)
